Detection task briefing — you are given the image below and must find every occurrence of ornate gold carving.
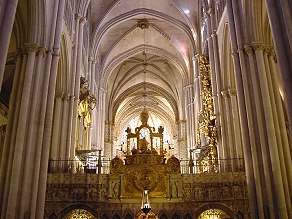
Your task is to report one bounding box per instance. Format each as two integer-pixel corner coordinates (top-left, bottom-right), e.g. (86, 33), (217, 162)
(123, 163), (167, 198)
(195, 54), (218, 170)
(63, 209), (96, 219)
(110, 156), (124, 174)
(166, 155), (180, 173)
(133, 166), (158, 191)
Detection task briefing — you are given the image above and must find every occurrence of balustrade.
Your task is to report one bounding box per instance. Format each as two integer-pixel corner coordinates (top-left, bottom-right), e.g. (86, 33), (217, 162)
(48, 157), (245, 174)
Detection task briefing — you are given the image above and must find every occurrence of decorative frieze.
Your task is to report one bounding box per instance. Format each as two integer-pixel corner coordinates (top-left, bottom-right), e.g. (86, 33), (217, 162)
(45, 172), (248, 218)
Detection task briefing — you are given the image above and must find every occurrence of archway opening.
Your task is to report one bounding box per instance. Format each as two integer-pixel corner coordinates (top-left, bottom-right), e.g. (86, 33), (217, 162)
(197, 208), (231, 219)
(62, 208), (96, 219)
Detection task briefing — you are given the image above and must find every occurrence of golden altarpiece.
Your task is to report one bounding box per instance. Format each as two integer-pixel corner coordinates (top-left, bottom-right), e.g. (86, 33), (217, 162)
(109, 109), (181, 200)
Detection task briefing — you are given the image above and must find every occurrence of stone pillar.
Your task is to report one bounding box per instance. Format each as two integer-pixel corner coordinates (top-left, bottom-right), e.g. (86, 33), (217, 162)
(265, 0), (292, 140)
(5, 43), (39, 218)
(184, 84), (195, 151)
(66, 15), (86, 160)
(220, 90), (236, 171)
(50, 91), (63, 160)
(34, 0), (66, 216)
(0, 0), (18, 88)
(244, 45), (275, 218)
(59, 93), (70, 160)
(97, 88), (106, 151)
(18, 46), (46, 217)
(266, 48), (292, 198)
(228, 89), (243, 160)
(226, 1), (259, 217)
(253, 42), (290, 218)
(0, 50), (25, 217)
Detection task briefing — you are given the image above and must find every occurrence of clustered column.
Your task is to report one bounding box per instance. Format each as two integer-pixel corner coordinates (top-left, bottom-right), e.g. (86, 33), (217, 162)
(184, 84), (195, 151)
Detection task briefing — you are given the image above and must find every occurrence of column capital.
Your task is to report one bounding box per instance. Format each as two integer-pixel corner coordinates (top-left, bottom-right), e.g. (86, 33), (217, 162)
(228, 88), (237, 97)
(183, 83), (193, 90)
(55, 91), (63, 98)
(63, 92), (70, 100)
(176, 120), (186, 124)
(99, 87), (106, 93)
(252, 42), (266, 51)
(244, 45), (254, 54)
(221, 90), (229, 99)
(15, 48), (23, 58)
(266, 47), (278, 62)
(38, 46), (47, 57)
(80, 17), (87, 24)
(75, 13), (83, 20)
(89, 57), (97, 64)
(22, 43), (39, 54)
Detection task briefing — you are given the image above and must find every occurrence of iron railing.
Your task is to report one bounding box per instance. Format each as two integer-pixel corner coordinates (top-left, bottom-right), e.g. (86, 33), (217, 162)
(48, 158), (245, 174)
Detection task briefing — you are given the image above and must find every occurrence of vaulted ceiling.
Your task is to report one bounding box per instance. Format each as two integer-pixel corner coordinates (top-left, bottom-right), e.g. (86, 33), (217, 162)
(90, 0), (201, 141)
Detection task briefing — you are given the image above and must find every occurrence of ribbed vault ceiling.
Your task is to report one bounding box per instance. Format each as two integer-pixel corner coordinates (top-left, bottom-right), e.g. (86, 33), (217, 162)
(90, 0), (200, 142)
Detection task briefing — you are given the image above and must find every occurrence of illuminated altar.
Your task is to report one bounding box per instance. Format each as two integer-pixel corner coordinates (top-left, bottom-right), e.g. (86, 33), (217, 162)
(109, 109), (181, 199)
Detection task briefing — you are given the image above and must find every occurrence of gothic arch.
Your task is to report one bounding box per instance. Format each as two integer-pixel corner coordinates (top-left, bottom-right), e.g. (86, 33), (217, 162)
(59, 204), (98, 219)
(194, 203), (234, 219)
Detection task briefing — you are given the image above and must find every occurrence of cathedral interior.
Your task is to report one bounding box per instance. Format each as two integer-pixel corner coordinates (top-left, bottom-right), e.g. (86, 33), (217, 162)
(0, 0), (291, 218)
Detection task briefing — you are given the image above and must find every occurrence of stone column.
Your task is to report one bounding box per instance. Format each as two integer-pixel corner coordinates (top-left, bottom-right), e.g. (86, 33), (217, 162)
(66, 15), (86, 160)
(50, 91), (63, 160)
(34, 0), (66, 216)
(5, 43), (38, 218)
(0, 0), (18, 88)
(245, 45), (275, 218)
(228, 89), (243, 159)
(184, 84), (195, 151)
(57, 93), (69, 160)
(263, 47), (291, 206)
(226, 1), (259, 217)
(267, 48), (292, 197)
(253, 42), (289, 218)
(18, 47), (46, 217)
(0, 50), (23, 215)
(221, 90), (235, 171)
(0, 43), (38, 218)
(265, 0), (292, 140)
(97, 88), (106, 151)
